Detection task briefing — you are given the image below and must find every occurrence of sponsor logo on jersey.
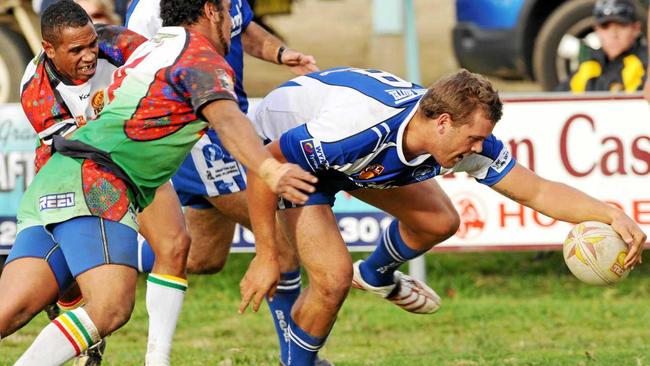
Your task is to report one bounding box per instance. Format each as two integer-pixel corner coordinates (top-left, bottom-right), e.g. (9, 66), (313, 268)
(91, 90), (105, 115)
(302, 141), (314, 153)
(217, 181), (235, 191)
(151, 33), (178, 44)
(205, 161), (241, 181)
(39, 192), (75, 210)
(490, 149), (511, 173)
(358, 164), (384, 180)
(300, 138), (327, 171)
(78, 92), (90, 101)
(412, 165), (435, 182)
(231, 0), (244, 37)
(385, 88), (427, 104)
(203, 143), (224, 161)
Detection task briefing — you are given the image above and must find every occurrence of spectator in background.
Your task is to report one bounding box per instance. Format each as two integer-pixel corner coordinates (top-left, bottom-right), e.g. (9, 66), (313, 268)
(35, 0), (122, 24)
(643, 6), (650, 101)
(557, 0), (647, 93)
(75, 0), (121, 25)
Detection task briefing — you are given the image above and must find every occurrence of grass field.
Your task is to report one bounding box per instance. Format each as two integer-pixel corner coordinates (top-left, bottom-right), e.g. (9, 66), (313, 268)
(2, 251), (649, 365)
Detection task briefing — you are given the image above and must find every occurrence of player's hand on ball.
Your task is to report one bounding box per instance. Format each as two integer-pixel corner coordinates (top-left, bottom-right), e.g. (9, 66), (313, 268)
(239, 254), (280, 314)
(610, 212), (647, 268)
(260, 159), (317, 204)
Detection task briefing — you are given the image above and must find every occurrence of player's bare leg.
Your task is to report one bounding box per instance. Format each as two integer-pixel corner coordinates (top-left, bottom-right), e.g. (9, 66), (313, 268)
(349, 179), (459, 314)
(137, 182), (190, 366)
(138, 182), (191, 277)
(0, 258), (59, 338)
(278, 205), (352, 365)
(185, 192), (248, 274)
(352, 179), (459, 248)
(185, 192), (305, 364)
(13, 264), (135, 366)
(75, 265), (138, 335)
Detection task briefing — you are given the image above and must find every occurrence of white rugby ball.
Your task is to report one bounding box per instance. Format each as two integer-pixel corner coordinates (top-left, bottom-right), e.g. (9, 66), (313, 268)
(563, 221), (630, 286)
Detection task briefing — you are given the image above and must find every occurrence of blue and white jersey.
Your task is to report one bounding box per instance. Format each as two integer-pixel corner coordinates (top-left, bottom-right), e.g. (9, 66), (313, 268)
(126, 0), (253, 111)
(254, 67), (516, 191)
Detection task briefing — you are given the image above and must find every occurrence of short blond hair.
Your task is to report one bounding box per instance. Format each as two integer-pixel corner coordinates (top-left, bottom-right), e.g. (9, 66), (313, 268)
(419, 69), (503, 125)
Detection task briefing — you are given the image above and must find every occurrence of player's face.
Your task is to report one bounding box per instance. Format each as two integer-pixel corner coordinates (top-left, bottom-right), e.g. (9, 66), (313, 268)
(596, 21), (641, 60)
(43, 22), (99, 82)
(434, 109), (495, 168)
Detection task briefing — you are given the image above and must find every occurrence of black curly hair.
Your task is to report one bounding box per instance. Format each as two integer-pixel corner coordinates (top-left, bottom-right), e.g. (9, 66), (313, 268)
(41, 0), (92, 45)
(160, 0), (225, 27)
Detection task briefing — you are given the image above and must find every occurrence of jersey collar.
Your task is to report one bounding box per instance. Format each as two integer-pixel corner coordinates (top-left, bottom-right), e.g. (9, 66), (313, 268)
(396, 100), (431, 166)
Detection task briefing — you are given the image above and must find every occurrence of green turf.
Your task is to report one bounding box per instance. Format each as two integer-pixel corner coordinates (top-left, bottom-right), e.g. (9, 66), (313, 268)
(2, 251), (649, 365)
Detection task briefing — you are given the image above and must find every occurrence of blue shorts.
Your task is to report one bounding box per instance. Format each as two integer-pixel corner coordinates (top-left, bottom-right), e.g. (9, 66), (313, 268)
(278, 170), (359, 209)
(278, 128), (359, 208)
(6, 217), (138, 291)
(6, 225), (72, 291)
(172, 130), (247, 209)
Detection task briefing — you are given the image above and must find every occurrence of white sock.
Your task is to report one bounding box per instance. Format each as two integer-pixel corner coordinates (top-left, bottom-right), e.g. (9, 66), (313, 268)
(14, 307), (100, 366)
(145, 273), (188, 366)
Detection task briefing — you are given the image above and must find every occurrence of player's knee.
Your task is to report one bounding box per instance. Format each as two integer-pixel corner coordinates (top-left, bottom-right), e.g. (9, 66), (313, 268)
(153, 229), (191, 265)
(0, 301), (41, 337)
(311, 267), (352, 308)
(412, 211), (460, 245)
(436, 212), (461, 241)
(87, 296), (135, 336)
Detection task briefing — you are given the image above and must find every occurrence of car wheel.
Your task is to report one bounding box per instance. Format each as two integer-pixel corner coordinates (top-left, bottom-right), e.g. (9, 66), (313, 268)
(0, 26), (33, 103)
(533, 0), (597, 91)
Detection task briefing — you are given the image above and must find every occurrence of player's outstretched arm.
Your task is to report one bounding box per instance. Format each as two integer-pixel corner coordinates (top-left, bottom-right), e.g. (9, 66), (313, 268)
(492, 163), (647, 268)
(242, 22), (319, 75)
(239, 169), (280, 314)
(202, 99), (317, 204)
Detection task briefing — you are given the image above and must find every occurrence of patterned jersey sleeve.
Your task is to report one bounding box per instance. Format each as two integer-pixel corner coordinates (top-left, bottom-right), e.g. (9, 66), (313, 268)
(20, 54), (75, 171)
(454, 134), (516, 186)
(242, 0), (254, 29)
(20, 54), (74, 134)
(171, 44), (238, 118)
(96, 24), (147, 67)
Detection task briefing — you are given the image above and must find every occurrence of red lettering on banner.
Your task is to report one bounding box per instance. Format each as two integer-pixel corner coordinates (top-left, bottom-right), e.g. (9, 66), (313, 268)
(560, 114), (595, 177)
(499, 203), (525, 227)
(633, 200), (650, 224)
(509, 139), (535, 171)
(632, 136), (650, 175)
(601, 136), (626, 176)
(532, 211), (557, 227)
(561, 114), (649, 177)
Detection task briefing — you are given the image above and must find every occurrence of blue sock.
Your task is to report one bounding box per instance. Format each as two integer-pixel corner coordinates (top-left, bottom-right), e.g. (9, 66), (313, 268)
(288, 316), (326, 366)
(359, 220), (426, 286)
(267, 270), (301, 365)
(138, 238), (156, 273)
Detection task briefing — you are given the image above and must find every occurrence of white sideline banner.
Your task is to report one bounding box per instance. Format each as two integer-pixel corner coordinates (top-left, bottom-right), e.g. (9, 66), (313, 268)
(1, 95), (649, 255)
